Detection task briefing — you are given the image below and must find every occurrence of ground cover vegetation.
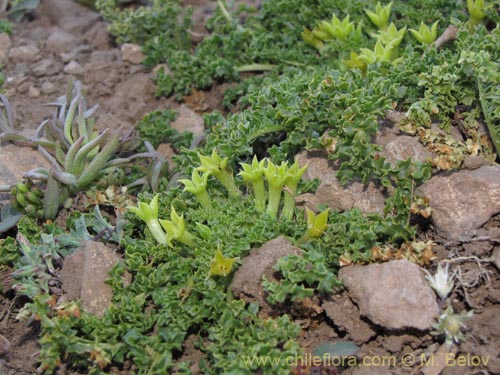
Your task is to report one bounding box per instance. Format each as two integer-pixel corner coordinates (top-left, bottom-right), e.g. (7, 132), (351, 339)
(1, 0), (500, 374)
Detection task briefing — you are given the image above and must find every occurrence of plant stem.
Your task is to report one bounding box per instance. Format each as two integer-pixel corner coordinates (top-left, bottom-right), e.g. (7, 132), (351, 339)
(282, 184), (298, 220)
(267, 184), (282, 218)
(216, 172), (241, 198)
(179, 231), (197, 248)
(252, 179), (266, 212)
(195, 190), (212, 210)
(148, 219), (167, 245)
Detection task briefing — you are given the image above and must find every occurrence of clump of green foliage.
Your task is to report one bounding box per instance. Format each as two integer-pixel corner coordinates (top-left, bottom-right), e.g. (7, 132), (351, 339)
(0, 18), (13, 35)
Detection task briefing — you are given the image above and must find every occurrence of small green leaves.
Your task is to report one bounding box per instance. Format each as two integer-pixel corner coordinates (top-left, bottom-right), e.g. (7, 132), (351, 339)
(409, 21), (439, 45)
(239, 156), (266, 212)
(377, 23), (406, 49)
(282, 161), (308, 220)
(262, 160), (289, 219)
(315, 15), (355, 40)
(298, 207), (330, 244)
(128, 194), (167, 245)
(306, 207), (329, 238)
(159, 206), (197, 248)
(365, 1), (392, 30)
(208, 249), (235, 277)
(179, 170), (212, 210)
(301, 27), (325, 51)
(467, 0), (487, 26)
(197, 150), (241, 198)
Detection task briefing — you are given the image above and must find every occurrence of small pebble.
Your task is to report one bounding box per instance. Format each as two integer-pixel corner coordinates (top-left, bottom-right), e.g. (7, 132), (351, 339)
(41, 81), (56, 95)
(64, 60), (84, 75)
(28, 85), (40, 98)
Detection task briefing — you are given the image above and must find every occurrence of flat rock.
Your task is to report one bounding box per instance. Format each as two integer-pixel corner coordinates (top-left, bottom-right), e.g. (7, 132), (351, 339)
(322, 294), (377, 344)
(339, 260), (439, 331)
(121, 43), (145, 65)
(297, 151), (386, 214)
(60, 241), (121, 317)
(492, 247), (500, 271)
(230, 236), (303, 312)
(382, 135), (434, 165)
(417, 166), (500, 240)
(8, 45), (40, 64)
(0, 144), (51, 186)
(46, 29), (79, 54)
(0, 33), (12, 65)
(32, 58), (63, 77)
(171, 105), (205, 135)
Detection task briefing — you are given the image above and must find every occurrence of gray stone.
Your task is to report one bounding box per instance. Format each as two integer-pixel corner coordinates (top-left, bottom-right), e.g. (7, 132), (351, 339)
(315, 178), (386, 215)
(171, 105), (205, 135)
(0, 33), (12, 65)
(32, 58), (62, 77)
(8, 45), (40, 63)
(121, 43), (145, 65)
(462, 155), (491, 170)
(28, 86), (40, 98)
(88, 50), (121, 70)
(59, 45), (91, 63)
(339, 260), (439, 331)
(63, 60), (85, 76)
(230, 236), (303, 312)
(382, 135), (434, 165)
(417, 166), (500, 240)
(41, 0), (98, 34)
(296, 150), (386, 214)
(46, 29), (79, 54)
(41, 81), (56, 95)
(60, 241), (121, 317)
(0, 144), (51, 187)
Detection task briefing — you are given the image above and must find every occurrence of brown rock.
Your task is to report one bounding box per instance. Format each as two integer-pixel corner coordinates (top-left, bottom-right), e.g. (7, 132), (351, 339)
(32, 58), (63, 77)
(382, 136), (434, 165)
(296, 150), (386, 214)
(121, 43), (145, 65)
(339, 260), (439, 331)
(0, 144), (51, 186)
(417, 166), (500, 240)
(230, 236), (303, 312)
(171, 105), (205, 136)
(8, 45), (40, 63)
(315, 178), (386, 215)
(64, 60), (85, 75)
(46, 29), (79, 54)
(323, 294), (377, 344)
(60, 241), (122, 317)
